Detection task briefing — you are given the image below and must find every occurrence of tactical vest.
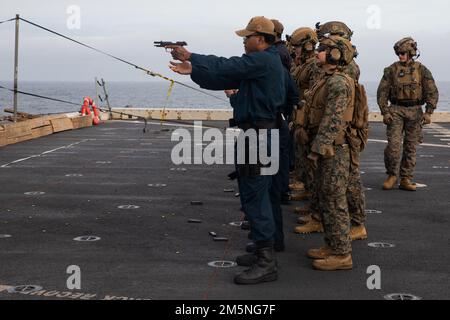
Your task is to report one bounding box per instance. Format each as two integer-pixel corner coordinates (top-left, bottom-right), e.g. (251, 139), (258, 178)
(305, 72), (355, 145)
(296, 57), (318, 100)
(343, 60), (361, 82)
(390, 61), (424, 105)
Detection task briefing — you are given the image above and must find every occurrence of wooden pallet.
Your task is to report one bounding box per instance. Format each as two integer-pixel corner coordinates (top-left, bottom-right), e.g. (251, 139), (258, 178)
(0, 113), (94, 147)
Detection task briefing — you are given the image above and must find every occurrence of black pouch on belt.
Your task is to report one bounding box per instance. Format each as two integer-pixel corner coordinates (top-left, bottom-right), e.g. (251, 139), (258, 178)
(236, 134), (262, 177)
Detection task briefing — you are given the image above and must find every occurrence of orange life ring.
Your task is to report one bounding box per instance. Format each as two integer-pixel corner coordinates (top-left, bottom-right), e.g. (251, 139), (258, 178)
(80, 97), (100, 125)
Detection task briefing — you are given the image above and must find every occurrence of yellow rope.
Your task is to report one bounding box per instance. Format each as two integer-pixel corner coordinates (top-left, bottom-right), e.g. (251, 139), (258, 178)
(161, 80), (175, 125)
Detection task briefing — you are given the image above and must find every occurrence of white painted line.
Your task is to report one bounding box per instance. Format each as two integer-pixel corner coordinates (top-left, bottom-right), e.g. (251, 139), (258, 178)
(433, 135), (450, 138)
(368, 139), (450, 148)
(118, 120), (223, 130)
(0, 139), (90, 168)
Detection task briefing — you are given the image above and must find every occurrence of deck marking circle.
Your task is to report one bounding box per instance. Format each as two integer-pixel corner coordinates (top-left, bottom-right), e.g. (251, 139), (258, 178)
(365, 209), (382, 214)
(7, 285), (43, 294)
(368, 242), (395, 248)
(0, 234), (12, 239)
(118, 205), (140, 210)
(148, 184), (167, 187)
(229, 221), (243, 227)
(73, 236), (101, 242)
(24, 191), (45, 196)
(384, 293), (422, 301)
(208, 261), (237, 268)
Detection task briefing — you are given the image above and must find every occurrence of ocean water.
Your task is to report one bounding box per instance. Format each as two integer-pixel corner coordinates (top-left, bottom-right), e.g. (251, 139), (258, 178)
(1, 80), (449, 116)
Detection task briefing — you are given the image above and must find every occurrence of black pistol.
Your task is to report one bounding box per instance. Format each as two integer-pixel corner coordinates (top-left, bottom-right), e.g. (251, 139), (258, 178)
(154, 41), (188, 51)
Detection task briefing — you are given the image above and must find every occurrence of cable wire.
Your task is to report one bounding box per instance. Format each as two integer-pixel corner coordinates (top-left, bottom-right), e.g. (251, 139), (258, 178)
(0, 18), (15, 25)
(19, 17), (228, 103)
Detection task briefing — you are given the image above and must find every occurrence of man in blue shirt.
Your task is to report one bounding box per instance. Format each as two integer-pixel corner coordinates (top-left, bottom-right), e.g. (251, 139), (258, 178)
(168, 16), (287, 285)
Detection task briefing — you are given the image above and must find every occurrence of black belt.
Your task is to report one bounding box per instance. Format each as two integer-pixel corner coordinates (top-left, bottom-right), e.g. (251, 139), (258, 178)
(229, 117), (279, 130)
(390, 99), (424, 107)
(237, 120), (278, 130)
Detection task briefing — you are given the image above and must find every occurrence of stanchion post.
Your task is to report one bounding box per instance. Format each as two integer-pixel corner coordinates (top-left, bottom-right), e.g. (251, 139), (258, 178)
(13, 14), (20, 122)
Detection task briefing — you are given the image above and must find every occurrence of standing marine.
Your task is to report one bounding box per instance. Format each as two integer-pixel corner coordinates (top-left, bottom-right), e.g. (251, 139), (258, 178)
(295, 21), (368, 243)
(288, 27), (319, 204)
(305, 35), (356, 270)
(377, 37), (439, 191)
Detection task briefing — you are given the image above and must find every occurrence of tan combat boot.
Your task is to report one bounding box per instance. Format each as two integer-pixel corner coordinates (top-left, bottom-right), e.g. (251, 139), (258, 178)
(307, 246), (332, 259)
(297, 214), (312, 225)
(399, 178), (417, 191)
(350, 224), (368, 241)
(312, 254), (353, 271)
(290, 191), (312, 201)
(289, 181), (305, 192)
(294, 206), (310, 215)
(294, 218), (324, 234)
(382, 175), (398, 190)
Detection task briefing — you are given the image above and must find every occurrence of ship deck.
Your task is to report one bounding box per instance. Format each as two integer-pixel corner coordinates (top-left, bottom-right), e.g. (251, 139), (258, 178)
(0, 120), (449, 300)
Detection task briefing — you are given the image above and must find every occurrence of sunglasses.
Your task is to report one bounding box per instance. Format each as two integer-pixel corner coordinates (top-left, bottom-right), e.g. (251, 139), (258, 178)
(317, 45), (327, 52)
(398, 52), (407, 56)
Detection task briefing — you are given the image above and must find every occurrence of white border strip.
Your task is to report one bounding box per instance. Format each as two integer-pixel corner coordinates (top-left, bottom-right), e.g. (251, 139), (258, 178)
(0, 139), (90, 168)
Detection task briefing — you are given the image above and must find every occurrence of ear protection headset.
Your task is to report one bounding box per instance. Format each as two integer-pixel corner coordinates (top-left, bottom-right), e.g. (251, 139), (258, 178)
(394, 38), (419, 59)
(326, 46), (342, 65)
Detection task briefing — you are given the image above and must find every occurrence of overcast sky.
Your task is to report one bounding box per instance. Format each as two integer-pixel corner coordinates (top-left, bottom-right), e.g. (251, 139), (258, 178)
(1, 0), (450, 82)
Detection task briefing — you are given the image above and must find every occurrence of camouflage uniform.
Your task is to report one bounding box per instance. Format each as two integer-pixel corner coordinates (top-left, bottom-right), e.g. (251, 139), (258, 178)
(307, 69), (355, 255)
(292, 55), (320, 197)
(307, 59), (366, 226)
(377, 61), (439, 179)
(343, 60), (366, 226)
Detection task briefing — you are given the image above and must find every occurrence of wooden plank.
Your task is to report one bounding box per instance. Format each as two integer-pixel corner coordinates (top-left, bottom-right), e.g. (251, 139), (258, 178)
(7, 134), (33, 145)
(0, 125), (6, 147)
(50, 117), (74, 133)
(28, 117), (52, 129)
(31, 125), (53, 139)
(71, 115), (93, 129)
(3, 121), (32, 139)
(3, 108), (40, 119)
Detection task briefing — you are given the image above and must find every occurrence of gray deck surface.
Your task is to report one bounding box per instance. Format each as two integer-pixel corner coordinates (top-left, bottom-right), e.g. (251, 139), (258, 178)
(0, 120), (449, 300)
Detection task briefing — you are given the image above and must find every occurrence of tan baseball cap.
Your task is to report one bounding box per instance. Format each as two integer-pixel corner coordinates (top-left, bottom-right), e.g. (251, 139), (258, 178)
(271, 19), (284, 36)
(235, 16), (276, 37)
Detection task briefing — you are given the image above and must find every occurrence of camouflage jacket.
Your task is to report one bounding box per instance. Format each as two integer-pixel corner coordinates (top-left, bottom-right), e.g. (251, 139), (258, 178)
(309, 68), (355, 157)
(291, 56), (319, 101)
(377, 61), (439, 115)
(343, 60), (361, 82)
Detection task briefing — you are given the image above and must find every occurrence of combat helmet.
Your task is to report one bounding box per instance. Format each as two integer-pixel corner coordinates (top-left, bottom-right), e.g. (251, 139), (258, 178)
(288, 27), (318, 51)
(319, 35), (355, 66)
(315, 21), (353, 40)
(394, 37), (419, 59)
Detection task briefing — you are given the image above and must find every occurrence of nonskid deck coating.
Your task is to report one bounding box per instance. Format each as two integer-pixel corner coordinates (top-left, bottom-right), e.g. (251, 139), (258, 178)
(0, 121), (449, 300)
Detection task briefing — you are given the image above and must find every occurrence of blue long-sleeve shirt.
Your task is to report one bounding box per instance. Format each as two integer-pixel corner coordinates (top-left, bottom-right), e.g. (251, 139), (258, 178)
(189, 46), (286, 124)
(283, 70), (299, 120)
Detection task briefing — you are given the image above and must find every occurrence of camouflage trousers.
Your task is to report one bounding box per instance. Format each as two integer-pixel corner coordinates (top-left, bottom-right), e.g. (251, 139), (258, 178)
(310, 149), (363, 225)
(385, 105), (423, 179)
(296, 140), (320, 215)
(317, 145), (351, 255)
(348, 150), (366, 226)
(294, 141), (307, 185)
